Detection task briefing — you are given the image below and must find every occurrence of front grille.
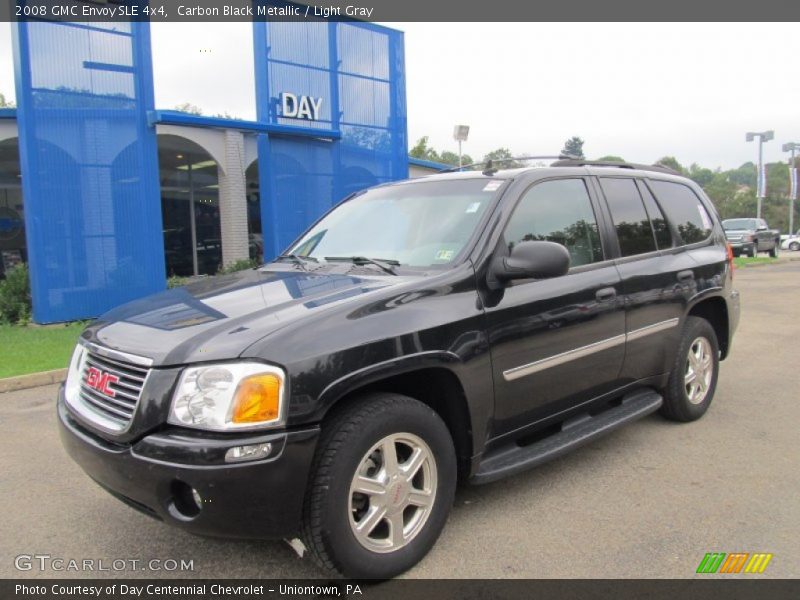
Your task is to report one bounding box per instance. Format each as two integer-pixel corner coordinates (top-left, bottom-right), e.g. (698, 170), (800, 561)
(76, 350), (150, 431)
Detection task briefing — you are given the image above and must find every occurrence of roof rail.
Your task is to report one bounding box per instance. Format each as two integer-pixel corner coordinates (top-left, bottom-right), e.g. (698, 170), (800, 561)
(551, 158), (681, 175)
(438, 154), (580, 175)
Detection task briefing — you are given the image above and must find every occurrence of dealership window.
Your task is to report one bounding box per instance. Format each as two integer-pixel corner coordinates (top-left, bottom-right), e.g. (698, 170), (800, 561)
(158, 135), (221, 277)
(0, 138), (26, 277)
(245, 161), (262, 264)
(600, 177), (657, 257)
(504, 178), (603, 268)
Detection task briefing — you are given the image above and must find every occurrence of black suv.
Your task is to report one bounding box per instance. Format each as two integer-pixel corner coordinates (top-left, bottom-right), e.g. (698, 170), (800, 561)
(58, 159), (740, 579)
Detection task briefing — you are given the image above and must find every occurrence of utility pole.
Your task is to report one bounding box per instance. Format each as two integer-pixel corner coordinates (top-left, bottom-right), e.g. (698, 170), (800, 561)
(746, 130), (774, 219)
(782, 142), (798, 235)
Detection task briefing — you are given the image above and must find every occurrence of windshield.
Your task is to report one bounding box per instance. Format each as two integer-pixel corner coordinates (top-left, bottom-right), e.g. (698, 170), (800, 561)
(286, 179), (501, 267)
(723, 218), (756, 230)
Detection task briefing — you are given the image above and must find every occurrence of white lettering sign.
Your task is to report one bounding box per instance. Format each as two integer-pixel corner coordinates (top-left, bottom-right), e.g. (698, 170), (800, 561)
(280, 93), (323, 121)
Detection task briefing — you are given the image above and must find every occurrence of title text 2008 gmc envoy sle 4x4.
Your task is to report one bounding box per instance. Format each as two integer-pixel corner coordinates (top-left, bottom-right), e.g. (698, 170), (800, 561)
(59, 158), (740, 579)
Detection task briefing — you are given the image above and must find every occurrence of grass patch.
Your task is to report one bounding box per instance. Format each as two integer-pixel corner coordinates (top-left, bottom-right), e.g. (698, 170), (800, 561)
(0, 322), (85, 379)
(733, 256), (778, 268)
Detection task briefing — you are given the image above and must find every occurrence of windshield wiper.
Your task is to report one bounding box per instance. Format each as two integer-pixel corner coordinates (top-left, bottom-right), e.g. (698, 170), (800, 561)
(324, 256), (399, 275)
(273, 254), (318, 270)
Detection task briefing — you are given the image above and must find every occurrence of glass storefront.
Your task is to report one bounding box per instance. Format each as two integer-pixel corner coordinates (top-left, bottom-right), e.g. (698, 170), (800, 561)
(245, 161), (262, 264)
(158, 135), (221, 277)
(0, 138), (25, 277)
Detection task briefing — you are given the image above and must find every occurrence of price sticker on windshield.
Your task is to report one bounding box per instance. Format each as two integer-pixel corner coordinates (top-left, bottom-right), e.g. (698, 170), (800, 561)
(483, 181), (503, 192)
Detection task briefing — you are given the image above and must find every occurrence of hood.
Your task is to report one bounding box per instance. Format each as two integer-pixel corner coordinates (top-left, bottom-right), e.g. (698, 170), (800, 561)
(81, 268), (400, 366)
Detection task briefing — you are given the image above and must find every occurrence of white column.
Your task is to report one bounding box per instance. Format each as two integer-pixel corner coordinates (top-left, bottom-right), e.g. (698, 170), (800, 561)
(218, 129), (250, 267)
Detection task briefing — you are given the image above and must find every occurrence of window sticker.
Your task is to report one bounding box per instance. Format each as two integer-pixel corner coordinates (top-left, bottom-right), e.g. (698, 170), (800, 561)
(483, 181), (503, 192)
(698, 204), (712, 230)
(435, 249), (455, 261)
(465, 202), (481, 214)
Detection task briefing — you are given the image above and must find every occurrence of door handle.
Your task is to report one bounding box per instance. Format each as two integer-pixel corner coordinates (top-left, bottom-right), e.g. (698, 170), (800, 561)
(595, 287), (617, 302)
(677, 270), (695, 283)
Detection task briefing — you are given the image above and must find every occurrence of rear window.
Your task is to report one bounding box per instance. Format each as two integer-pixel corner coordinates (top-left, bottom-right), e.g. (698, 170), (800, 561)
(648, 181), (713, 244)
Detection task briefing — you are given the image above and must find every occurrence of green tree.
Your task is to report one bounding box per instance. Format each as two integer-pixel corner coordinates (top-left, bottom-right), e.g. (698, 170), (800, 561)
(439, 150), (473, 167)
(409, 136), (440, 162)
(655, 156), (685, 174)
(561, 136), (585, 158)
(727, 162), (756, 187)
(174, 102), (203, 115)
(0, 92), (15, 108)
(596, 155), (625, 162)
(687, 163), (715, 187)
(483, 147), (521, 168)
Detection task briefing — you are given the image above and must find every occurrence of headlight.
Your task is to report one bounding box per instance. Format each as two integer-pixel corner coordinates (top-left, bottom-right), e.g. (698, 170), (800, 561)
(64, 344), (87, 403)
(168, 362), (286, 431)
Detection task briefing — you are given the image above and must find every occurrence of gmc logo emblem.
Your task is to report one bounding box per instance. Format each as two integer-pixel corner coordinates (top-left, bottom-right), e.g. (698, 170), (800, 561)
(85, 367), (119, 397)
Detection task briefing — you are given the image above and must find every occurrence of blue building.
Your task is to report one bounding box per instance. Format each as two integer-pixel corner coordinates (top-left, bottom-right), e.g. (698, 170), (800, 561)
(0, 16), (413, 323)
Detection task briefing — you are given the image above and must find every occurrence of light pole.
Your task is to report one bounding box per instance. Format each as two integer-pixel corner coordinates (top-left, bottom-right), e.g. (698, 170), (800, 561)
(746, 130), (774, 218)
(782, 142), (799, 235)
(453, 125), (470, 169)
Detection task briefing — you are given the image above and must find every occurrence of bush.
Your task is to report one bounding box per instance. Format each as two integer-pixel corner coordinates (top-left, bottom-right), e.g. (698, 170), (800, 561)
(0, 263), (32, 325)
(167, 275), (189, 289)
(218, 258), (258, 274)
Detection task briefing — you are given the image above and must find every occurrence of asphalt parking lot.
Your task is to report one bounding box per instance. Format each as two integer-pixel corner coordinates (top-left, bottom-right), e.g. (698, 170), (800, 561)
(1, 260), (798, 579)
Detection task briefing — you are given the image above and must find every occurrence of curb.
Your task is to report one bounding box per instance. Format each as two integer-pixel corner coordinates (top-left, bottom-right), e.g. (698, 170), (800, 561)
(0, 368), (67, 394)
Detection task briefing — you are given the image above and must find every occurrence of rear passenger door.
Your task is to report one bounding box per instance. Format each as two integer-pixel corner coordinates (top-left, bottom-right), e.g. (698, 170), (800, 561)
(596, 177), (691, 383)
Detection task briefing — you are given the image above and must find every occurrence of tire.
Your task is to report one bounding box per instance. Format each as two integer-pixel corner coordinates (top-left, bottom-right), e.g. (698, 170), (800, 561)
(661, 316), (720, 422)
(749, 242), (758, 258)
(790, 241), (800, 252)
(301, 393), (457, 579)
(769, 242), (779, 258)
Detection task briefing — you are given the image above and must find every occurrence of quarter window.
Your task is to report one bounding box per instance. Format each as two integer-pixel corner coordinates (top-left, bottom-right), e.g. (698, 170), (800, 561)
(648, 181), (713, 244)
(504, 179), (603, 268)
(600, 178), (657, 256)
(640, 183), (672, 249)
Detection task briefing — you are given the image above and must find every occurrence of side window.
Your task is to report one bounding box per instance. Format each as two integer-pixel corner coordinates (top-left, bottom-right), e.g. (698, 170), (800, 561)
(599, 177), (657, 256)
(648, 180), (713, 244)
(639, 183), (672, 249)
(504, 179), (603, 268)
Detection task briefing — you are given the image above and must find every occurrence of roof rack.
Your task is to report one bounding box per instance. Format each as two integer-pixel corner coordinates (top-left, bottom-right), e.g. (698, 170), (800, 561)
(438, 154), (580, 175)
(551, 158), (681, 175)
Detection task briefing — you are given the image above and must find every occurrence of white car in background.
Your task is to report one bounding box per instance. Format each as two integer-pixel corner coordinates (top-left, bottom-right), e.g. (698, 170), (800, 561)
(780, 230), (800, 251)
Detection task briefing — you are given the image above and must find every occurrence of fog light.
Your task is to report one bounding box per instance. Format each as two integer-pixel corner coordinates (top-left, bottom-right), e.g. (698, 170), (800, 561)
(225, 442), (272, 463)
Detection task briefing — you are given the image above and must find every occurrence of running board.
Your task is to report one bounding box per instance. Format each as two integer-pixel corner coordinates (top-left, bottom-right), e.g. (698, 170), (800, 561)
(472, 389), (663, 485)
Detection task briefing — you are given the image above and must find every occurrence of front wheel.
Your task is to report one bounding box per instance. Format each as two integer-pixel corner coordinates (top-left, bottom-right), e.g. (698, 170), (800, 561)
(749, 242), (759, 258)
(301, 393), (456, 579)
(661, 316), (720, 422)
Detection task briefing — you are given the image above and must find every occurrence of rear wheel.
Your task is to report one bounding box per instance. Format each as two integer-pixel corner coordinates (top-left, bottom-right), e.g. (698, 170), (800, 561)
(661, 316), (720, 422)
(301, 393), (456, 579)
(769, 242), (779, 258)
(789, 241), (800, 251)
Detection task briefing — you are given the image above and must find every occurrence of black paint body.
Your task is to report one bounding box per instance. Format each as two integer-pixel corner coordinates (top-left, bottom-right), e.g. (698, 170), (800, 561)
(59, 165), (740, 539)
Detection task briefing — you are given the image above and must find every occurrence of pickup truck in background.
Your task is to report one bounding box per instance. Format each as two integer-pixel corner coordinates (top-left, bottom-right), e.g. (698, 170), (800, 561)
(722, 218), (780, 257)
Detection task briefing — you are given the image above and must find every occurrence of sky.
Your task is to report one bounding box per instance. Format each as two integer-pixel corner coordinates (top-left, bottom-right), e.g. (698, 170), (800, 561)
(1, 21), (798, 170)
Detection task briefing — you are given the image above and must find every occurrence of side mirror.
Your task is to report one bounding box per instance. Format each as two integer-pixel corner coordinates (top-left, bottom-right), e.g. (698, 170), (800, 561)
(489, 241), (570, 288)
(757, 225), (768, 231)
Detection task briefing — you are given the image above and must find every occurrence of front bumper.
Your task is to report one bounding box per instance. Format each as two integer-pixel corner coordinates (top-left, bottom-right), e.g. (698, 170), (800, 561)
(57, 389), (319, 539)
(726, 240), (754, 254)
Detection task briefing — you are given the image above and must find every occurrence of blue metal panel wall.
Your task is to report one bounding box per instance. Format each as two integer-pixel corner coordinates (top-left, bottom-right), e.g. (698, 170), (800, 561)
(12, 16), (165, 323)
(253, 19), (408, 259)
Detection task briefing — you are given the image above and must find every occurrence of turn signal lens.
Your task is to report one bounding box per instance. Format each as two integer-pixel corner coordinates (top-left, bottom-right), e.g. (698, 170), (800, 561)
(231, 374), (282, 424)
